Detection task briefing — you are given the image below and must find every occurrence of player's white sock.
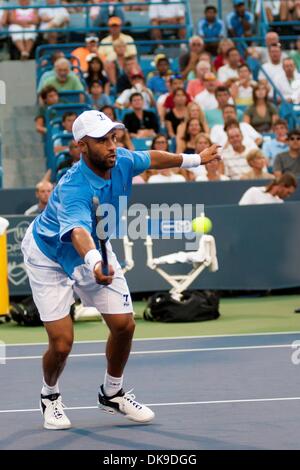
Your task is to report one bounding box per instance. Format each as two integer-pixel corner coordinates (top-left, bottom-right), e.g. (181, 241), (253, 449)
(41, 378), (59, 396)
(103, 371), (123, 397)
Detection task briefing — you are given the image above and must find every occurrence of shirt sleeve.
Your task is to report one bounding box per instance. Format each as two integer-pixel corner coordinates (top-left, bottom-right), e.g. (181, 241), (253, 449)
(131, 150), (151, 175)
(57, 180), (93, 243)
(273, 154), (283, 173)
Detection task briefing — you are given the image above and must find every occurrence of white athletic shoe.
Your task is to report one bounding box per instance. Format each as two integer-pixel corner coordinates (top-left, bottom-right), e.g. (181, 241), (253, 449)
(40, 393), (71, 430)
(98, 385), (155, 423)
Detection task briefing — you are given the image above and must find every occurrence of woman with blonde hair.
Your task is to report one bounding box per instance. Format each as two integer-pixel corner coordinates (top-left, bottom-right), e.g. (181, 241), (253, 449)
(176, 102), (209, 142)
(240, 149), (274, 180)
(176, 118), (204, 153)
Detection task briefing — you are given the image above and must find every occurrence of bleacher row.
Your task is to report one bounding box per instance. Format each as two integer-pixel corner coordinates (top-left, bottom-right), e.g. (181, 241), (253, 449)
(29, 1), (300, 183)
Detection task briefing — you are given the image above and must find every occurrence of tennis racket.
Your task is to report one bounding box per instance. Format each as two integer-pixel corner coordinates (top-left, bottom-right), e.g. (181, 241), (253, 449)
(92, 196), (109, 276)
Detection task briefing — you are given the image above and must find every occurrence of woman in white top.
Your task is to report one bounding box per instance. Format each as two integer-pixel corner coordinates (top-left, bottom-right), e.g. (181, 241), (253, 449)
(229, 64), (256, 107)
(239, 173), (297, 205)
(39, 0), (69, 44)
(8, 0), (39, 59)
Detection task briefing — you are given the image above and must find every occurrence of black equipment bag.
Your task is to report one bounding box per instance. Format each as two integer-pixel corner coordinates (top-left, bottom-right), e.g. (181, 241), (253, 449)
(10, 297), (43, 326)
(143, 290), (220, 323)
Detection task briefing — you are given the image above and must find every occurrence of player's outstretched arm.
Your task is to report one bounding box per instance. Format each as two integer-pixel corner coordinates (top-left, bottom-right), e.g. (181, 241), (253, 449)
(149, 144), (221, 170)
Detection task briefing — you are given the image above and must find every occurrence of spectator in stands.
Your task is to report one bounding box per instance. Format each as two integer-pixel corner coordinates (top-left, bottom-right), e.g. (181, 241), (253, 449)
(38, 0), (69, 44)
(8, 0), (39, 60)
(116, 72), (155, 109)
(163, 74), (192, 111)
(98, 16), (137, 62)
(88, 80), (111, 110)
(274, 57), (300, 101)
(213, 38), (235, 71)
(262, 119), (289, 166)
(89, 0), (102, 23)
(239, 173), (297, 205)
(93, 0), (126, 34)
(280, 0), (300, 21)
(116, 55), (141, 94)
(24, 180), (54, 216)
(289, 37), (300, 71)
(229, 64), (256, 106)
(186, 60), (212, 99)
(240, 149), (274, 180)
(147, 54), (171, 95)
(176, 118), (203, 153)
(123, 92), (159, 138)
(53, 111), (77, 154)
(226, 0), (254, 38)
(176, 102), (209, 143)
(71, 35), (101, 74)
(165, 88), (188, 138)
(35, 85), (60, 135)
(222, 126), (257, 179)
(179, 35), (205, 79)
(244, 84), (278, 133)
(273, 129), (300, 177)
(101, 104), (116, 121)
(217, 47), (242, 84)
(258, 44), (284, 85)
(197, 5), (225, 55)
(105, 39), (131, 86)
(204, 85), (240, 128)
(84, 55), (110, 94)
(0, 5), (8, 30)
(196, 156), (229, 182)
(56, 139), (81, 172)
(210, 104), (262, 147)
(41, 58), (85, 97)
(116, 128), (134, 150)
(194, 72), (218, 111)
(247, 31), (287, 64)
(37, 51), (65, 93)
(149, 0), (186, 48)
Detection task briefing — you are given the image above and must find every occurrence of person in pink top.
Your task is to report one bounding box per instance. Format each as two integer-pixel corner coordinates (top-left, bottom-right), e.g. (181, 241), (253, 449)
(8, 0), (39, 59)
(186, 60), (211, 99)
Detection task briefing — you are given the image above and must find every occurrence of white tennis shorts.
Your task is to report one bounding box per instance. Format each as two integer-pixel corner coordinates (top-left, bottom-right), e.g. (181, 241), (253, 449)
(21, 224), (133, 322)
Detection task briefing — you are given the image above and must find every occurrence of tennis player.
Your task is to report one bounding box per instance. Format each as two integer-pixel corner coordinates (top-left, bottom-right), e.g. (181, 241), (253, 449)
(21, 110), (220, 430)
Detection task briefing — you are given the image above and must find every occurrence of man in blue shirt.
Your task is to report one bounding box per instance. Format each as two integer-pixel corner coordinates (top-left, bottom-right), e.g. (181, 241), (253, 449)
(198, 5), (225, 55)
(227, 0), (254, 38)
(22, 110), (220, 430)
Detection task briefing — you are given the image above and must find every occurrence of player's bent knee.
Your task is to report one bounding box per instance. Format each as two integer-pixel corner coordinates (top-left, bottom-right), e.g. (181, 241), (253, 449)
(110, 315), (135, 337)
(52, 338), (73, 359)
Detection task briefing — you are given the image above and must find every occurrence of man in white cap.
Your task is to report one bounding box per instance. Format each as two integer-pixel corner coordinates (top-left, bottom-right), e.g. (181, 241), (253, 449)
(21, 110), (220, 430)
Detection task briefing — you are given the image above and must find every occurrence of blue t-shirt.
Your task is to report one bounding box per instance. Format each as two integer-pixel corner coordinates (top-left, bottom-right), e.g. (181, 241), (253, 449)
(197, 18), (226, 39)
(262, 139), (289, 165)
(33, 147), (151, 276)
(226, 11), (254, 37)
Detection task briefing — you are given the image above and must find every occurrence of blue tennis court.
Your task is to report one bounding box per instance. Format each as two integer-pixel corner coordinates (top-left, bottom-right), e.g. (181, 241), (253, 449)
(0, 332), (300, 450)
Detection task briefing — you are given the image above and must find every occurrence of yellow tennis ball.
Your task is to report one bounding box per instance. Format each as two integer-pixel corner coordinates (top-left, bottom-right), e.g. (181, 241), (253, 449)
(192, 216), (212, 234)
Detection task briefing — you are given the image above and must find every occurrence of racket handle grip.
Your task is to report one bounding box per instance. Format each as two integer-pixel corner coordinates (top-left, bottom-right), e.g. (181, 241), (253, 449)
(100, 240), (109, 276)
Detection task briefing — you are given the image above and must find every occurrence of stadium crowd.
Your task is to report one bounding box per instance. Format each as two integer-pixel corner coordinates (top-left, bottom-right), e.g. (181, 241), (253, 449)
(2, 0), (299, 189)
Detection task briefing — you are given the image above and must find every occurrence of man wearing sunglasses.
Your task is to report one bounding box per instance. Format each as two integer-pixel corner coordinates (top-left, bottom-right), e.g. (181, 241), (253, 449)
(273, 129), (300, 177)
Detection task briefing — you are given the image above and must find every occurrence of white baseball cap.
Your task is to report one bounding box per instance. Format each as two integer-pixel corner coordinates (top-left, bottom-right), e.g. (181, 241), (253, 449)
(72, 110), (125, 142)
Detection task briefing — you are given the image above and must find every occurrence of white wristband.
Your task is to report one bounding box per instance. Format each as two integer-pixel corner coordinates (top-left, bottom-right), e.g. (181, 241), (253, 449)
(180, 153), (201, 168)
(84, 249), (102, 272)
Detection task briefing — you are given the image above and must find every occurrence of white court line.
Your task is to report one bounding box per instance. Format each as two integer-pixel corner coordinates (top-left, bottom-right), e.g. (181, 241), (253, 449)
(1, 396), (300, 414)
(4, 331), (300, 348)
(5, 343), (293, 360)
(3, 331), (300, 348)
